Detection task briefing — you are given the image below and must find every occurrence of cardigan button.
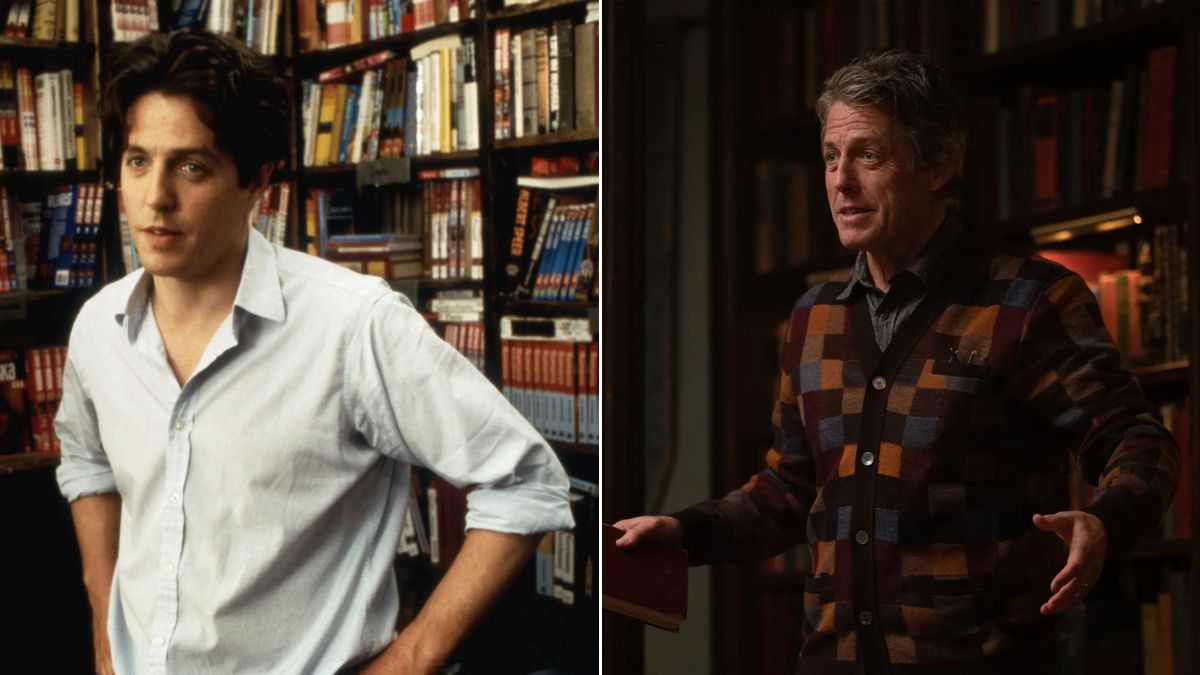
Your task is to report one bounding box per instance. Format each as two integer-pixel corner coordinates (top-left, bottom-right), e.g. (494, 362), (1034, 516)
(861, 452), (875, 467)
(858, 610), (874, 626)
(855, 530), (870, 545)
(871, 376), (887, 390)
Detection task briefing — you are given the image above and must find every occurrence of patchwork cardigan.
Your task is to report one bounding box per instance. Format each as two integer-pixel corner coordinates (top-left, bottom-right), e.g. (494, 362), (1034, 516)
(673, 232), (1180, 675)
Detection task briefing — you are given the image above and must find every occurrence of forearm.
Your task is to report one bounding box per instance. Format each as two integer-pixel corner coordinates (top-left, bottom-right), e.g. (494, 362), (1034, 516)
(70, 492), (121, 609)
(373, 529), (539, 673)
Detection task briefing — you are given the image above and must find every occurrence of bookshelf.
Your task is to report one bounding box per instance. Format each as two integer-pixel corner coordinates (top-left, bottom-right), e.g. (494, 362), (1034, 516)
(287, 1), (600, 673)
(0, 3), (108, 670)
(705, 2), (1197, 675)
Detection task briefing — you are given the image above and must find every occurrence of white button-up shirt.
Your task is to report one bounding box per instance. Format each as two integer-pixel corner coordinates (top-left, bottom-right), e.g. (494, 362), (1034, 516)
(56, 228), (574, 674)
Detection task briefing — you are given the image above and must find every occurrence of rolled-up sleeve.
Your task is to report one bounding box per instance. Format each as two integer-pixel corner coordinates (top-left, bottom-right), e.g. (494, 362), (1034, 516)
(344, 289), (574, 535)
(55, 350), (116, 502)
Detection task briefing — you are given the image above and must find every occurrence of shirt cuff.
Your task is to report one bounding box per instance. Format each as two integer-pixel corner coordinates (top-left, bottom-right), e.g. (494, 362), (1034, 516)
(465, 483), (575, 534)
(57, 466), (118, 503)
(1084, 488), (1141, 558)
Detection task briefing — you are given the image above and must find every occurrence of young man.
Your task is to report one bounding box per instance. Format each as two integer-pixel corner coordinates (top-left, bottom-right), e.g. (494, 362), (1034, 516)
(616, 49), (1179, 674)
(56, 30), (573, 674)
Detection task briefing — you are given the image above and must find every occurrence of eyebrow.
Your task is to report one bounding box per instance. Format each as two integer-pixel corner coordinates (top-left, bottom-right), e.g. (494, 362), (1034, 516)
(124, 144), (220, 161)
(823, 135), (886, 151)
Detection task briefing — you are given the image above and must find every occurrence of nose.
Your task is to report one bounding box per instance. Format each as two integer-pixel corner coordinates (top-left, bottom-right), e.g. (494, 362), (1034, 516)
(830, 158), (858, 194)
(144, 165), (176, 213)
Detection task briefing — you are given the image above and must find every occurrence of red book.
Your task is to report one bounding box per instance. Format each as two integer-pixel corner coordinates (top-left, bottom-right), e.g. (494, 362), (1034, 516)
(1033, 94), (1059, 212)
(602, 524), (688, 632)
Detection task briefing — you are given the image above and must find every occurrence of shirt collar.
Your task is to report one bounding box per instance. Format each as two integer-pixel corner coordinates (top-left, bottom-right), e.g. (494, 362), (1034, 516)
(834, 210), (964, 303)
(114, 228), (286, 342)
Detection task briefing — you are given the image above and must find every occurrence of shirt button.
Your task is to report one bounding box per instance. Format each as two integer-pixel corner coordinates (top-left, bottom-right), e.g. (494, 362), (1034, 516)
(858, 610), (874, 626)
(861, 452), (876, 467)
(871, 376), (887, 391)
(170, 492), (180, 504)
(175, 421), (186, 431)
(855, 530), (870, 545)
(155, 636), (166, 647)
(163, 563), (175, 575)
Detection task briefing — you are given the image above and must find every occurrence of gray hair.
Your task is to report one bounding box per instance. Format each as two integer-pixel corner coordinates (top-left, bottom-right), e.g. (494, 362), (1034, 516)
(816, 48), (966, 199)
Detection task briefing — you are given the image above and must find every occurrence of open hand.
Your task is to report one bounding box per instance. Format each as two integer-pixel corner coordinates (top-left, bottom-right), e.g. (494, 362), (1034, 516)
(612, 515), (682, 549)
(1032, 511), (1108, 615)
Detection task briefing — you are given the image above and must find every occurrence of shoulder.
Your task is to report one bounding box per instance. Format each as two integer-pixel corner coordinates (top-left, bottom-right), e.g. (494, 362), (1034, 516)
(273, 245), (399, 308)
(969, 236), (1082, 310)
(792, 269), (854, 312)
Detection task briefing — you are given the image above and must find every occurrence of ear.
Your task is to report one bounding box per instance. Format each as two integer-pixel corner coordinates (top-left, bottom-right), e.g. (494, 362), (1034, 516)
(248, 162), (274, 197)
(928, 157), (953, 194)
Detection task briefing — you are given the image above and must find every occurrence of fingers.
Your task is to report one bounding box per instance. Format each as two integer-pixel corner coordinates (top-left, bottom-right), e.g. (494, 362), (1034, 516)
(1031, 512), (1073, 540)
(1040, 575), (1090, 615)
(611, 516), (682, 549)
(612, 518), (644, 548)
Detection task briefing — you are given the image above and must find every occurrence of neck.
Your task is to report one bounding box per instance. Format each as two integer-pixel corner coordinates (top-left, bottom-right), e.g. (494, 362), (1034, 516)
(865, 201), (951, 292)
(150, 255), (245, 327)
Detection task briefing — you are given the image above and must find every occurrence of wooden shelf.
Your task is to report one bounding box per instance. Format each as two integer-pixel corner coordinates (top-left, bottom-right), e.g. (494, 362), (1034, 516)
(499, 298), (595, 314)
(989, 182), (1188, 239)
(553, 441), (597, 456)
(0, 168), (102, 182)
(0, 452), (59, 475)
(487, 0), (593, 21)
(973, 1), (1188, 83)
(0, 36), (95, 58)
(411, 150), (481, 165)
(493, 129), (598, 150)
(293, 20), (475, 75)
(1129, 360), (1190, 388)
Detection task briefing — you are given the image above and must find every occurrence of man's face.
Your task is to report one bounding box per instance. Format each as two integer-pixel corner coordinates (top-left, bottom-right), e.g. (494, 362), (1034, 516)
(121, 92), (258, 284)
(822, 101), (946, 253)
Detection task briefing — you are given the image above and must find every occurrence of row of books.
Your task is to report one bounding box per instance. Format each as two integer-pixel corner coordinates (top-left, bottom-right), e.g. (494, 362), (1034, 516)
(1040, 223), (1190, 366)
(0, 346), (66, 455)
(307, 170), (483, 281)
(752, 159), (834, 276)
(492, 16), (599, 140)
(500, 337), (597, 445)
(249, 181), (291, 249)
(1, 182), (103, 291)
(739, 0), (954, 131)
(1137, 565), (1191, 675)
(0, 62), (97, 172)
(1, 0), (81, 41)
(301, 37), (479, 165)
(197, 0), (283, 55)
(977, 46), (1178, 222)
(981, 0), (1169, 55)
(440, 320), (484, 371)
(296, 0), (474, 52)
(396, 471), (596, 613)
(535, 476), (596, 607)
(504, 182), (596, 301)
(109, 0), (159, 43)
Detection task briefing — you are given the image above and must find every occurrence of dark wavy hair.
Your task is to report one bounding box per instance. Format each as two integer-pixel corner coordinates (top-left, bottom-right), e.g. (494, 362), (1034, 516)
(101, 29), (291, 188)
(816, 48), (966, 201)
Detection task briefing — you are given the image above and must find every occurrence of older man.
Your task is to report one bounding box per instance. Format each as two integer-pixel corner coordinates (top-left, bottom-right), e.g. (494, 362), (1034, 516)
(615, 49), (1178, 674)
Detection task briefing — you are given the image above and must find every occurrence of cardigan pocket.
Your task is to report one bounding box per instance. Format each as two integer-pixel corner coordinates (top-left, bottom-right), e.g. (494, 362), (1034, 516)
(932, 360), (992, 379)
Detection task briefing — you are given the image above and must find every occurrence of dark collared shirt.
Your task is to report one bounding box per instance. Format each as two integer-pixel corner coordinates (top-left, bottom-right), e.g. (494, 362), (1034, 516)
(835, 211), (964, 351)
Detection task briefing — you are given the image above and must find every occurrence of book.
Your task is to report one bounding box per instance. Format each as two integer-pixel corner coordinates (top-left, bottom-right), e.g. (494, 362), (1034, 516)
(602, 523), (688, 632)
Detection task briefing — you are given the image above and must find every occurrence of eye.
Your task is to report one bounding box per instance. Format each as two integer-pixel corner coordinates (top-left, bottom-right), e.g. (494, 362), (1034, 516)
(823, 152), (838, 166)
(863, 150), (879, 161)
(125, 155), (147, 169)
(180, 161), (206, 175)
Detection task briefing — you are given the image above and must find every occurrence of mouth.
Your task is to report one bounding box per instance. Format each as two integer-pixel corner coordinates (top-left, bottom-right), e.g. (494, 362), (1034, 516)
(837, 207), (874, 224)
(141, 226), (184, 247)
